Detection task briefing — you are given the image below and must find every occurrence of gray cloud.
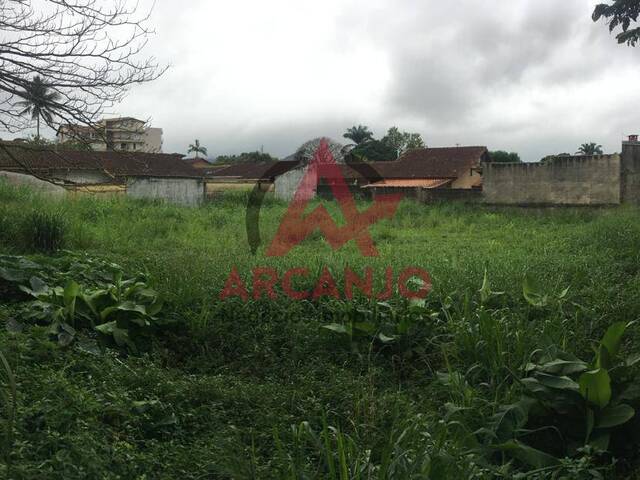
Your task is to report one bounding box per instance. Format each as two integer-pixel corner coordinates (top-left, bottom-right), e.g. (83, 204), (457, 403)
(378, 2), (593, 125)
(35, 0), (640, 162)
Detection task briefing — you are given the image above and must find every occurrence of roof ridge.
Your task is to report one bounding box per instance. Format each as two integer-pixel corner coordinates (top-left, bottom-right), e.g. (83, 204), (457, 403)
(406, 146), (488, 151)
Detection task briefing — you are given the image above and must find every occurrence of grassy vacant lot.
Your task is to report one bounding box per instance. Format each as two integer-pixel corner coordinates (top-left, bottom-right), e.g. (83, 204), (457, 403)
(1, 183), (640, 479)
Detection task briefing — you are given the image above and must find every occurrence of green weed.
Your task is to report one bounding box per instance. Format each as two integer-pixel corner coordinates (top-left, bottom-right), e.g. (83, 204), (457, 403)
(21, 210), (67, 252)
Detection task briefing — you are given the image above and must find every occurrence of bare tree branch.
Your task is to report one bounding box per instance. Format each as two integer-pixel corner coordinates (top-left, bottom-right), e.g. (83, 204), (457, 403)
(0, 0), (166, 134)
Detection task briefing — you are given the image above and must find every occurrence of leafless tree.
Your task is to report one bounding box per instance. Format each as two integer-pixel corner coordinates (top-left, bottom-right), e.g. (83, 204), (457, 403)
(0, 0), (166, 135)
(295, 137), (346, 165)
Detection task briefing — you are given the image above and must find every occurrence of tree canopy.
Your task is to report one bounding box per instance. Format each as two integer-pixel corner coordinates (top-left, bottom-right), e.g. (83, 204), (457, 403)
(489, 151), (522, 163)
(540, 153), (572, 164)
(23, 135), (93, 151)
(188, 140), (208, 159)
(381, 127), (425, 158)
(593, 1), (640, 46)
(339, 125), (426, 162)
(577, 143), (604, 155)
(16, 76), (61, 138)
(215, 151), (278, 164)
(349, 140), (398, 162)
(343, 125), (374, 145)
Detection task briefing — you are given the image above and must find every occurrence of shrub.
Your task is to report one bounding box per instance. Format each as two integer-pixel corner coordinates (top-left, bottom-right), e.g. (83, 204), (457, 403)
(0, 350), (16, 466)
(21, 210), (66, 252)
(0, 208), (17, 248)
(0, 254), (165, 353)
(479, 321), (639, 470)
(0, 179), (34, 203)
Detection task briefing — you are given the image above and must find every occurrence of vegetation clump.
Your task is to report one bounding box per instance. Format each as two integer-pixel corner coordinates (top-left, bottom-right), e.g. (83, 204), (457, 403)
(1, 254), (163, 352)
(21, 210), (67, 252)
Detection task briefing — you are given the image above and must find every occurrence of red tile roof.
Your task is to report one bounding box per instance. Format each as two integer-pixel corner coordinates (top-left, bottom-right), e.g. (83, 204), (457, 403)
(0, 144), (201, 179)
(374, 146), (488, 179)
(333, 146), (488, 184)
(184, 158), (213, 166)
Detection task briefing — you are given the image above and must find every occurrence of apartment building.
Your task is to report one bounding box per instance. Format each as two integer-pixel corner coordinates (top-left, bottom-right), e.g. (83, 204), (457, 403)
(56, 117), (163, 153)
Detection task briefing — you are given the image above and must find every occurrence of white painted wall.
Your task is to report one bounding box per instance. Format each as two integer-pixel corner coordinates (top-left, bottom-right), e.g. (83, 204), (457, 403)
(142, 128), (163, 153)
(0, 171), (66, 196)
(127, 177), (204, 205)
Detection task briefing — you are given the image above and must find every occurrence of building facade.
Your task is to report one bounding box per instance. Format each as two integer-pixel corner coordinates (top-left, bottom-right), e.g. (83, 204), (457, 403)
(56, 117), (163, 153)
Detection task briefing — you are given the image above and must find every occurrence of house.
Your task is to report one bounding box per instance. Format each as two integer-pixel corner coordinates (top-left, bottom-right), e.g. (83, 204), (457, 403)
(362, 146), (487, 194)
(273, 146), (489, 201)
(0, 143), (204, 205)
(56, 117), (163, 153)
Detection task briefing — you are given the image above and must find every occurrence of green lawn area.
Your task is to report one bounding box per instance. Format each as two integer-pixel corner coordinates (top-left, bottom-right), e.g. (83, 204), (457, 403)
(1, 184), (640, 479)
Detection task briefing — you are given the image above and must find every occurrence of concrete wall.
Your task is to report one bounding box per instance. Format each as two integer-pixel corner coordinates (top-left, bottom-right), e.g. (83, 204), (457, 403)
(621, 142), (640, 205)
(369, 186), (422, 200)
(483, 155), (622, 205)
(420, 188), (483, 203)
(275, 165), (314, 201)
(127, 177), (204, 205)
(368, 187), (482, 203)
(0, 171), (66, 197)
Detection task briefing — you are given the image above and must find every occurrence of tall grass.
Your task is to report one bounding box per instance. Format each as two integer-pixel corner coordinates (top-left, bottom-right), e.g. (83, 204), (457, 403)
(21, 210), (67, 252)
(0, 350), (16, 466)
(271, 415), (462, 479)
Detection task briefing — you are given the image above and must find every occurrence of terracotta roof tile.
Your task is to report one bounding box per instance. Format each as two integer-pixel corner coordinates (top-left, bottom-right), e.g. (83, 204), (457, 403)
(0, 144), (201, 179)
(184, 158), (213, 166)
(373, 146), (488, 179)
(207, 161), (300, 180)
(332, 146), (488, 184)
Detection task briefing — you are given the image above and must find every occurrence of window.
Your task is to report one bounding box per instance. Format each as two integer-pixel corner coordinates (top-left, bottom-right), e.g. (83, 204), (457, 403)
(121, 143), (127, 150)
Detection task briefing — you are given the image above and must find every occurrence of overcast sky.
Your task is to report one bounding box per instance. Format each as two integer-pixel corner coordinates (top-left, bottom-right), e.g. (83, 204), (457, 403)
(52, 1), (640, 161)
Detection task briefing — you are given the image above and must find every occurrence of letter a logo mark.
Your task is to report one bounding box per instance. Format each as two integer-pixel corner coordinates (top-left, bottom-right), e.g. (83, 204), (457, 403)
(267, 139), (402, 257)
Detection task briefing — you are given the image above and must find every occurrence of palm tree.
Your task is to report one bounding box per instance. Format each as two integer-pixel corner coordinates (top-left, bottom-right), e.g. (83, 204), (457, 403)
(16, 76), (61, 138)
(343, 125), (374, 145)
(188, 139), (208, 159)
(576, 142), (603, 155)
